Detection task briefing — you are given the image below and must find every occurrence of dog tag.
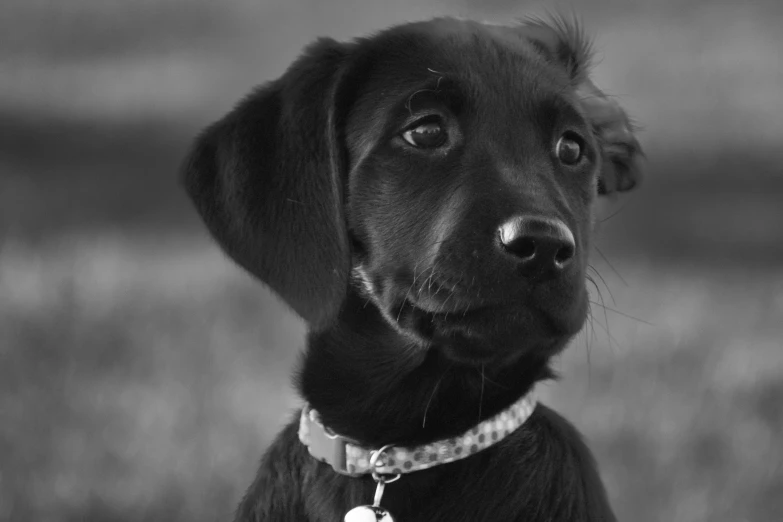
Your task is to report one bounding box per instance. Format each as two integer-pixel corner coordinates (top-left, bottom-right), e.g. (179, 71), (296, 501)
(344, 477), (395, 522)
(344, 505), (394, 522)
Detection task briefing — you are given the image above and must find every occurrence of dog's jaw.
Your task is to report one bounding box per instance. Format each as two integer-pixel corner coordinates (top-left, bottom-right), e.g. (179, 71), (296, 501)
(350, 258), (588, 368)
(298, 287), (556, 449)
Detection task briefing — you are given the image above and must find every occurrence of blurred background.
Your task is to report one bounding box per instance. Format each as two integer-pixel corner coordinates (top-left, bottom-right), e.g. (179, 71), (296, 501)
(1, 0), (781, 521)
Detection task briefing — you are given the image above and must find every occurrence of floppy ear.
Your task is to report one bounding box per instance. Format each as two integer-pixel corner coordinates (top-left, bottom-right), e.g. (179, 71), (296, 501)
(181, 38), (354, 329)
(518, 16), (644, 195)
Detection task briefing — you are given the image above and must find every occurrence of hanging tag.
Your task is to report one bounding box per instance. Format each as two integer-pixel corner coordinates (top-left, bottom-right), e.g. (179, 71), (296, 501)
(343, 478), (395, 522)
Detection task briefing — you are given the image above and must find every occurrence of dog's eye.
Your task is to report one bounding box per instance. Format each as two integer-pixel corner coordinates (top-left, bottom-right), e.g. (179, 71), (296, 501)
(402, 120), (447, 148)
(555, 133), (584, 166)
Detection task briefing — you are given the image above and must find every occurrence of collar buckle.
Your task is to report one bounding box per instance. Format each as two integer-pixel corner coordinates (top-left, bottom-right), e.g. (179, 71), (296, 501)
(302, 407), (360, 476)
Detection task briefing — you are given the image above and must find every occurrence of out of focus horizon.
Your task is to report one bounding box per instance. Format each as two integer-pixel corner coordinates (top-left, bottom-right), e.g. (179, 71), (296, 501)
(2, 1), (781, 521)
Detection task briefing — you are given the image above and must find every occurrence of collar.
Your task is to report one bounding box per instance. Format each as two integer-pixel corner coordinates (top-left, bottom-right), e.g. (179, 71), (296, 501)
(298, 388), (537, 476)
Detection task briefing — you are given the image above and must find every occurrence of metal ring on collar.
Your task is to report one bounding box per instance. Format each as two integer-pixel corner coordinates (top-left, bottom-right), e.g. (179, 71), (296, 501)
(369, 444), (401, 483)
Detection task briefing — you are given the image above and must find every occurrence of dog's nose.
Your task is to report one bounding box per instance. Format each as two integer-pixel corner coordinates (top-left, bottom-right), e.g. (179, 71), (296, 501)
(498, 216), (576, 275)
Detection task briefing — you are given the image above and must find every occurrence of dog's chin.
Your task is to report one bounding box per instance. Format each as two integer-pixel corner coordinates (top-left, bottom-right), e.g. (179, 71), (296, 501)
(390, 298), (586, 367)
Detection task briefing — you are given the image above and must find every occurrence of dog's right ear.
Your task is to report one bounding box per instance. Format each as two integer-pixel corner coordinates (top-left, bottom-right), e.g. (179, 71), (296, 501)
(515, 16), (644, 195)
(181, 39), (354, 330)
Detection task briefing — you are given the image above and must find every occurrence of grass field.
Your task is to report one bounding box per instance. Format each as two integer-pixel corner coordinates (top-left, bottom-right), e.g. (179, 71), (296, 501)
(2, 1), (782, 521)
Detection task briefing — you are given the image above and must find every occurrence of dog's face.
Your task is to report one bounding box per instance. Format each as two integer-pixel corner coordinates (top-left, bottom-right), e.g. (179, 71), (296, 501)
(182, 17), (642, 367)
(346, 20), (603, 364)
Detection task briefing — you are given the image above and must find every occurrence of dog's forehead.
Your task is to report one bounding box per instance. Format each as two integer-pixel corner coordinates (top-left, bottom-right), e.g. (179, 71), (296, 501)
(343, 18), (578, 151)
(353, 18), (570, 104)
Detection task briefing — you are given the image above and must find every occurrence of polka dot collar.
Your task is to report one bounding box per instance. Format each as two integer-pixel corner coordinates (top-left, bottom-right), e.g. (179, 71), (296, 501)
(298, 389), (537, 476)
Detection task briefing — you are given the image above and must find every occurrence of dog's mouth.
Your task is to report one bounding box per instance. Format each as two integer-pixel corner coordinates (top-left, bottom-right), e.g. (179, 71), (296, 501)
(352, 264), (587, 365)
(390, 295), (581, 366)
(393, 297), (478, 340)
(392, 299), (497, 365)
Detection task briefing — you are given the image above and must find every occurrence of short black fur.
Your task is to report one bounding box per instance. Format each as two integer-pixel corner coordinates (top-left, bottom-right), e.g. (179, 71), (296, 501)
(182, 16), (643, 522)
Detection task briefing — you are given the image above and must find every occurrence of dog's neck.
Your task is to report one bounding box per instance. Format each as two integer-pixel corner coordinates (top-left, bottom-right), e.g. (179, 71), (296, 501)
(298, 290), (553, 448)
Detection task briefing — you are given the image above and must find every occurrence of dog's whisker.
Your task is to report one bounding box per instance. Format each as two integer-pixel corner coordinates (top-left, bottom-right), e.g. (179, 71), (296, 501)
(585, 278), (622, 353)
(582, 301), (595, 351)
(593, 245), (628, 286)
(584, 278), (600, 348)
(585, 275), (617, 353)
(399, 340), (425, 366)
(588, 302), (598, 347)
(436, 279), (446, 295)
(440, 289), (455, 309)
(395, 300), (407, 322)
(597, 202), (631, 224)
(576, 93), (619, 103)
(587, 264), (616, 305)
(440, 289), (458, 320)
(589, 315), (621, 353)
(583, 303), (596, 387)
(476, 371), (510, 390)
(478, 364), (486, 422)
(401, 276), (418, 310)
(418, 270), (433, 296)
(587, 300), (654, 326)
(422, 365), (451, 428)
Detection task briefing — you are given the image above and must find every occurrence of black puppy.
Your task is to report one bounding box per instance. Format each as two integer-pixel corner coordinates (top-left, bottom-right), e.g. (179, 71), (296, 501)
(183, 15), (642, 522)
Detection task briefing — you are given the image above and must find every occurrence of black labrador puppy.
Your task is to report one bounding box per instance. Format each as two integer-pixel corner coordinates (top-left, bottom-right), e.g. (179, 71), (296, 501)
(183, 15), (642, 522)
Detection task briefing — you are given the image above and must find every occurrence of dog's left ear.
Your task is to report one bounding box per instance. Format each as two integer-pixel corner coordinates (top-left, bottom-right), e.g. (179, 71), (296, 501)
(518, 16), (644, 195)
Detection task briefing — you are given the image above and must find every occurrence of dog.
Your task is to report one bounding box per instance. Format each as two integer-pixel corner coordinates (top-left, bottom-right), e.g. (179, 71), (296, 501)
(182, 15), (642, 522)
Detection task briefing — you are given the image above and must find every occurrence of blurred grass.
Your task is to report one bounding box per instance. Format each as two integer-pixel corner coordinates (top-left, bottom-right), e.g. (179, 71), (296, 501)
(3, 237), (781, 521)
(1, 236), (304, 521)
(2, 0), (782, 521)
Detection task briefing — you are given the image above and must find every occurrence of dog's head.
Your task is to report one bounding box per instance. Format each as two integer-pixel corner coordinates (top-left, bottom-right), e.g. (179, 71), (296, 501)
(183, 16), (642, 366)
